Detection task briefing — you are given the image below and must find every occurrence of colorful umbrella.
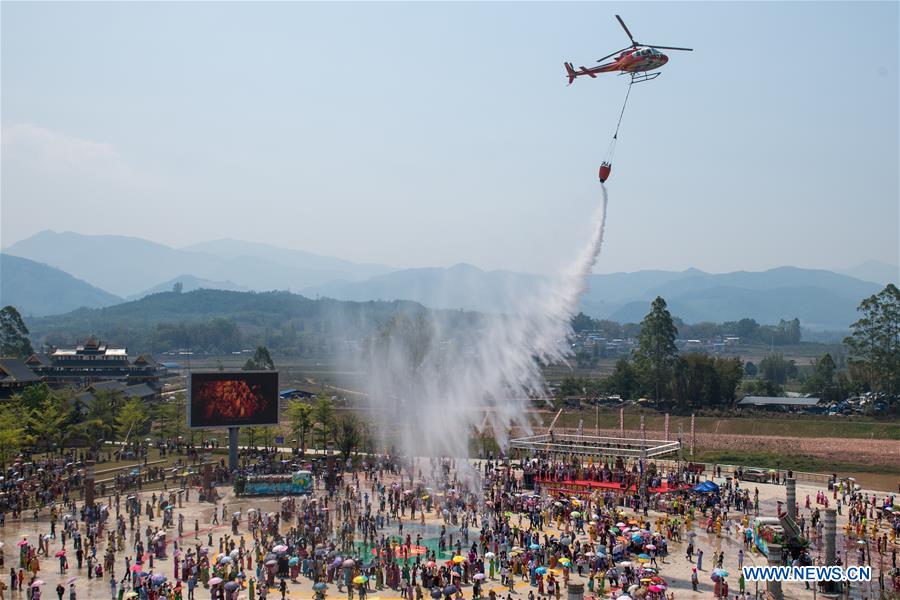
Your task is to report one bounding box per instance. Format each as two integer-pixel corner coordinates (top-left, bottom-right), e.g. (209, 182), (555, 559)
(452, 555), (464, 564)
(208, 577), (223, 585)
(353, 575), (369, 584)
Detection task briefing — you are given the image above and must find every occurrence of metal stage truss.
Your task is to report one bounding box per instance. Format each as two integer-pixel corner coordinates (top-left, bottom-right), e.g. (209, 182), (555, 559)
(509, 432), (681, 459)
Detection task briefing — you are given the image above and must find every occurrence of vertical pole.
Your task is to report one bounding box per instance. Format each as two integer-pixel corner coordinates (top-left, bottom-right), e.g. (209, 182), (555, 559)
(619, 407), (624, 438)
(786, 478), (797, 520)
(228, 427), (239, 472)
(664, 413), (669, 441)
(595, 403), (599, 437)
(766, 543), (784, 600)
(824, 508), (837, 565)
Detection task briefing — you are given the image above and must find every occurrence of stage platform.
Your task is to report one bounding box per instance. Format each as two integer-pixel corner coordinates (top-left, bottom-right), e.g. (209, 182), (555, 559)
(535, 477), (690, 496)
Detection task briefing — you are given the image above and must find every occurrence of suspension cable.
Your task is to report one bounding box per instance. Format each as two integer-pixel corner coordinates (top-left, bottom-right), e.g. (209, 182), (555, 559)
(612, 80), (634, 140)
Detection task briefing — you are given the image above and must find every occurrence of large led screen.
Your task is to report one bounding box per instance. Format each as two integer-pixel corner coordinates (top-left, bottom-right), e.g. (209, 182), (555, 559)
(189, 371), (279, 428)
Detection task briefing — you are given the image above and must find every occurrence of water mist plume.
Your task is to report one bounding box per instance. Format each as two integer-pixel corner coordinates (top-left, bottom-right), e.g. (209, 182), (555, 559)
(363, 185), (610, 463)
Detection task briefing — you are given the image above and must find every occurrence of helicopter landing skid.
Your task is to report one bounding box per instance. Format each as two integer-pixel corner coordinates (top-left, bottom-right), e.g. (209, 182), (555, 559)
(628, 71), (661, 84)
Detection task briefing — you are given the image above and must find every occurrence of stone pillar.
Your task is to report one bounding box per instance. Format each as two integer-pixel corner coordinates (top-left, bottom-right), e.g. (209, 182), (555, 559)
(785, 478), (797, 519)
(567, 583), (584, 600)
(201, 453), (213, 498)
(824, 508), (837, 566)
(84, 460), (96, 508)
(766, 543), (783, 600)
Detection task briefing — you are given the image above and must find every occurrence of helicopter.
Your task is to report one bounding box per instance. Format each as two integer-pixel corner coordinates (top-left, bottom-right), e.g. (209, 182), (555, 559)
(565, 15), (692, 85)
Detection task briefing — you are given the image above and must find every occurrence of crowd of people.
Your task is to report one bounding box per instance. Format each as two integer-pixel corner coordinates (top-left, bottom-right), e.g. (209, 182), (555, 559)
(0, 445), (897, 600)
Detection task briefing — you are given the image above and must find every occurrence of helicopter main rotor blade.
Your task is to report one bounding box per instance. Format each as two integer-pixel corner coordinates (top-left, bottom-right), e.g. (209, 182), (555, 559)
(648, 45), (694, 52)
(596, 46), (632, 63)
(615, 15), (636, 45)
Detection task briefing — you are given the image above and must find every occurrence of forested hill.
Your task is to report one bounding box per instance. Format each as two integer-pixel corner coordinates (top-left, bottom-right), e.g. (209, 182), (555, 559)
(25, 289), (438, 356)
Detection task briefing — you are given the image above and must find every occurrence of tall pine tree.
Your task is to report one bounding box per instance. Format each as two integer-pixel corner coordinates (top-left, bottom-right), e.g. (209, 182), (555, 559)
(634, 296), (679, 402)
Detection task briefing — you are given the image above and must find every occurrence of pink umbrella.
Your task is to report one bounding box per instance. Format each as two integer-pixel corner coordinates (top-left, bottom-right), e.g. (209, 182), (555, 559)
(272, 545), (288, 553)
(31, 580), (45, 587)
(55, 550), (66, 558)
(131, 565), (143, 573)
(16, 540), (28, 547)
(208, 577), (223, 585)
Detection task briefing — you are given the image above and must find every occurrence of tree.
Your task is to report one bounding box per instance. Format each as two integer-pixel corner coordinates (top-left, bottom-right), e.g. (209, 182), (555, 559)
(633, 297), (679, 402)
(714, 356), (744, 404)
(243, 346), (275, 370)
(17, 383), (54, 412)
(671, 354), (720, 410)
(173, 282), (184, 294)
(155, 393), (186, 441)
(605, 358), (638, 400)
(116, 398), (149, 443)
(28, 394), (71, 453)
(759, 354), (797, 385)
(0, 306), (34, 358)
(287, 400), (314, 454)
(253, 346), (275, 370)
(74, 390), (118, 451)
(844, 283), (900, 394)
(312, 396), (335, 450)
(335, 413), (362, 461)
(0, 403), (25, 467)
(743, 377), (782, 397)
(744, 361), (758, 377)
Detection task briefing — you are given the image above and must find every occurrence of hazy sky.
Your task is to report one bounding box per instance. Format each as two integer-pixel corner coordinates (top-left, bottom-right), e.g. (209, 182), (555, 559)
(2, 2), (897, 275)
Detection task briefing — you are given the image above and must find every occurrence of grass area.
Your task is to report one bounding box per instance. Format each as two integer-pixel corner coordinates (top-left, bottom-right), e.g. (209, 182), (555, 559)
(543, 410), (900, 440)
(691, 449), (899, 476)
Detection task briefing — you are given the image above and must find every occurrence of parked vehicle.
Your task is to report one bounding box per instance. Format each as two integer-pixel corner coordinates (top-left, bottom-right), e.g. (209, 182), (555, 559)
(741, 468), (769, 483)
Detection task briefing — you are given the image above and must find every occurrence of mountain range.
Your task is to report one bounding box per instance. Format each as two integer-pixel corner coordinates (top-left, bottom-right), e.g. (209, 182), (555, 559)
(0, 254), (123, 316)
(4, 230), (392, 298)
(3, 230), (894, 329)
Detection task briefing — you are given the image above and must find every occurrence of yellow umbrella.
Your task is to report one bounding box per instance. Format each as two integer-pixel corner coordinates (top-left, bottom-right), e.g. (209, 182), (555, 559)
(353, 576), (369, 584)
(452, 555), (465, 564)
(559, 558), (571, 565)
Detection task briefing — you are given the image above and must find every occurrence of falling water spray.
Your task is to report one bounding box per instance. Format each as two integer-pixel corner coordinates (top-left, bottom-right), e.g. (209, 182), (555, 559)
(362, 185), (610, 467)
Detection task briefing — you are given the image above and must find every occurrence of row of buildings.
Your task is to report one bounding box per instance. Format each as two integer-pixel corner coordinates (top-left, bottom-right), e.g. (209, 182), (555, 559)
(0, 336), (164, 399)
(572, 331), (744, 357)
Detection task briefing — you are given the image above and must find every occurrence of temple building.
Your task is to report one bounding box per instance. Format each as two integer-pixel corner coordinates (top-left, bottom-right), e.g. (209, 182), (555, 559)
(25, 336), (162, 388)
